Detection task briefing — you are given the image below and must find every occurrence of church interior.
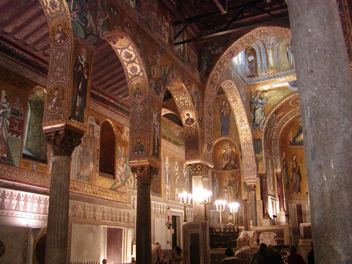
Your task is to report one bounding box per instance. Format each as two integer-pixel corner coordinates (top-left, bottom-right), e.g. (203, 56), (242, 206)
(0, 0), (351, 263)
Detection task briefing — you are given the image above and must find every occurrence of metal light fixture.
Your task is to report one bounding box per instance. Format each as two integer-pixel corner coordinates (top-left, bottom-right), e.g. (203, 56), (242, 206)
(215, 199), (227, 225)
(178, 191), (192, 222)
(194, 187), (212, 221)
(228, 201), (240, 226)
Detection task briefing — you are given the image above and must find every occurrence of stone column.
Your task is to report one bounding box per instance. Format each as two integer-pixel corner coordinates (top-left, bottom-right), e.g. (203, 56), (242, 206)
(131, 166), (158, 264)
(287, 1), (352, 263)
(45, 130), (82, 264)
(248, 185), (258, 227)
(243, 199), (250, 231)
(188, 163), (211, 223)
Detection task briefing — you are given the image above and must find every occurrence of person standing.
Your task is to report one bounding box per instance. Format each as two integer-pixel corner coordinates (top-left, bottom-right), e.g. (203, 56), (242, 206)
(172, 246), (183, 264)
(251, 243), (267, 264)
(308, 243), (315, 264)
(287, 245), (306, 264)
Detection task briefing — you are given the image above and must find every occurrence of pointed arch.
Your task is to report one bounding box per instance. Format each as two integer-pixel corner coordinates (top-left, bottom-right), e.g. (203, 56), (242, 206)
(262, 93), (300, 172)
(104, 30), (153, 162)
(165, 80), (201, 160)
(204, 26), (291, 182)
(220, 80), (257, 183)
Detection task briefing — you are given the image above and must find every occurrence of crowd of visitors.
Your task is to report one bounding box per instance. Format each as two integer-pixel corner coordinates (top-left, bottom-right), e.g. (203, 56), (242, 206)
(249, 243), (313, 264)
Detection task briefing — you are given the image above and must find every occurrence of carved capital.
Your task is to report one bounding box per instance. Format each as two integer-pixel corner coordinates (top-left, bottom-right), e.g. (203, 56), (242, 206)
(188, 163), (210, 177)
(131, 165), (159, 184)
(248, 184), (256, 192)
(46, 129), (83, 156)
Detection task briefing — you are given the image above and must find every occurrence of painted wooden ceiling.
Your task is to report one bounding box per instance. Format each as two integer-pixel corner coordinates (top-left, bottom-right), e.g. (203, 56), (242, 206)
(0, 0), (128, 111)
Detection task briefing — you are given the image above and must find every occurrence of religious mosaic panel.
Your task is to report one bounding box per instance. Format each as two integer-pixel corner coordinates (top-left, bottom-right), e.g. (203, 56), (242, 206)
(0, 67), (38, 168)
(69, 103), (132, 196)
(279, 116), (308, 201)
(23, 88), (47, 163)
(161, 152), (189, 200)
(71, 116), (100, 182)
(212, 139), (242, 201)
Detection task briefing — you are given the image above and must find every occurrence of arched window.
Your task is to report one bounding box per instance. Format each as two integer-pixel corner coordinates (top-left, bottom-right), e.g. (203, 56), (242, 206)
(99, 121), (115, 178)
(22, 88), (47, 163)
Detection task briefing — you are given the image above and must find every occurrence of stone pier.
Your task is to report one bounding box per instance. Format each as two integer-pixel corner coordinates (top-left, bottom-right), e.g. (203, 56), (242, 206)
(288, 0), (352, 263)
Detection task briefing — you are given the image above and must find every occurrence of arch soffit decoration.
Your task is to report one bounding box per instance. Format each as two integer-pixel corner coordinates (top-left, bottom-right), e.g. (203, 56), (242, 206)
(39, 0), (74, 128)
(39, 0), (152, 163)
(104, 30), (153, 162)
(166, 80), (200, 161)
(220, 80), (257, 183)
(262, 92), (300, 172)
(204, 26), (291, 182)
(272, 109), (301, 172)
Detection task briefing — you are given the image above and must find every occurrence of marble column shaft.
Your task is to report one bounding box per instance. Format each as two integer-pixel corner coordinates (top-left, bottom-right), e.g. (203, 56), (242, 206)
(249, 186), (258, 226)
(132, 166), (158, 264)
(45, 130), (82, 264)
(288, 0), (352, 263)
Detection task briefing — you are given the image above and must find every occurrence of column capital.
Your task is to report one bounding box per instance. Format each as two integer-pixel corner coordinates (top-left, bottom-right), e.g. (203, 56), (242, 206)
(131, 165), (159, 184)
(188, 163), (210, 177)
(46, 129), (83, 156)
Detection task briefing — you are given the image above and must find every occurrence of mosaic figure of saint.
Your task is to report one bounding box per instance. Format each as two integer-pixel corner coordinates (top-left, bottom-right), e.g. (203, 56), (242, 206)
(54, 24), (67, 45)
(185, 112), (195, 126)
(133, 137), (144, 155)
(251, 91), (266, 129)
(276, 172), (285, 211)
(286, 41), (295, 68)
(291, 155), (301, 193)
(71, 47), (89, 122)
(227, 173), (239, 201)
(220, 99), (230, 136)
(78, 124), (97, 181)
(0, 90), (10, 159)
(245, 46), (258, 77)
(152, 112), (160, 157)
(282, 152), (289, 190)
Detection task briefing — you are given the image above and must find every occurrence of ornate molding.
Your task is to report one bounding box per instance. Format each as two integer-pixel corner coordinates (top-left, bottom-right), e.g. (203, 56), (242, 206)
(70, 199), (132, 226)
(0, 164), (50, 187)
(0, 188), (49, 221)
(0, 187), (132, 226)
(0, 165), (129, 202)
(70, 180), (128, 203)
